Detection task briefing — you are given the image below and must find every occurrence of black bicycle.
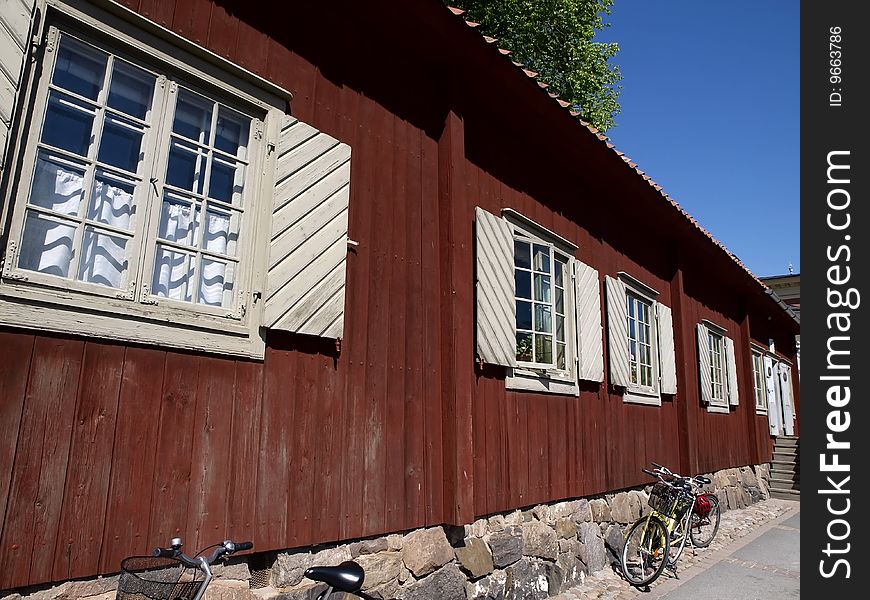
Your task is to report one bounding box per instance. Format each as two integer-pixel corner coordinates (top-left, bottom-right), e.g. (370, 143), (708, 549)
(116, 538), (371, 600)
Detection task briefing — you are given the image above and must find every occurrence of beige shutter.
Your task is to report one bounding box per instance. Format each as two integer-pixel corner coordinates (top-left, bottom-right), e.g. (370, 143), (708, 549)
(656, 303), (677, 395)
(780, 364), (795, 435)
(764, 355), (781, 435)
(0, 0), (36, 172)
(697, 323), (712, 405)
(605, 276), (631, 387)
(475, 207), (516, 367)
(725, 336), (739, 405)
(574, 260), (603, 382)
(264, 115), (351, 339)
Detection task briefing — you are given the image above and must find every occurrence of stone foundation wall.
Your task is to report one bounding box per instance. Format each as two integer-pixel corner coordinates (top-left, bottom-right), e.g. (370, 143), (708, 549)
(1, 464), (771, 600)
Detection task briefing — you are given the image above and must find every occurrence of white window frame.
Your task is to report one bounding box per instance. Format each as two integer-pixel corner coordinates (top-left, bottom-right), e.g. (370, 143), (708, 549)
(620, 274), (661, 405)
(504, 213), (578, 395)
(707, 329), (728, 406)
(0, 0), (289, 359)
(751, 348), (768, 414)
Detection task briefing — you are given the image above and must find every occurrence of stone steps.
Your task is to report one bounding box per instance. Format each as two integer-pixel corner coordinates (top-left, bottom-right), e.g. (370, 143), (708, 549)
(769, 436), (799, 497)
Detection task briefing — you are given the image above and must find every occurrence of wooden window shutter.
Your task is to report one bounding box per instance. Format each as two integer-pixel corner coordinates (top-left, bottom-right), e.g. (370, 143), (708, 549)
(725, 336), (740, 406)
(779, 364), (795, 435)
(574, 260), (603, 382)
(0, 0), (36, 173)
(763, 355), (781, 435)
(656, 303), (677, 394)
(475, 207), (516, 367)
(264, 115), (351, 339)
(696, 323), (712, 405)
(605, 275), (631, 387)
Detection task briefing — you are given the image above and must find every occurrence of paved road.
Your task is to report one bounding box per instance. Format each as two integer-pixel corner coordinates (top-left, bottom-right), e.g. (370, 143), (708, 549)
(651, 509), (800, 600)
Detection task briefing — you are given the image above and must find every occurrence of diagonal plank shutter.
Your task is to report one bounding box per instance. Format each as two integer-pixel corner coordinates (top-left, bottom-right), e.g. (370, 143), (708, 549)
(475, 207), (516, 367)
(725, 336), (739, 405)
(264, 115), (351, 339)
(763, 355), (781, 435)
(574, 260), (603, 382)
(697, 323), (712, 405)
(779, 364), (795, 435)
(605, 276), (631, 387)
(0, 0), (36, 172)
(656, 303), (677, 394)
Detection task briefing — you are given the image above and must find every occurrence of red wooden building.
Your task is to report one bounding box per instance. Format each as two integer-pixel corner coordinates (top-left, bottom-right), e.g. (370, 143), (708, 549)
(0, 0), (799, 591)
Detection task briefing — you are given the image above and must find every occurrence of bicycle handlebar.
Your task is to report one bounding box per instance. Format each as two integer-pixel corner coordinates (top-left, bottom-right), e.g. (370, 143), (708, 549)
(152, 539), (254, 570)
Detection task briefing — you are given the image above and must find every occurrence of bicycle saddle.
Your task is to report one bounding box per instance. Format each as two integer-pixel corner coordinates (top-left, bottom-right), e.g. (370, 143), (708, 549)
(305, 560), (365, 592)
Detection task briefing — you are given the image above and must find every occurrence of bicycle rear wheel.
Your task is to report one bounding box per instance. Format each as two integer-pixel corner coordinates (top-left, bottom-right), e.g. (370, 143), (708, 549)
(689, 494), (721, 548)
(621, 516), (670, 587)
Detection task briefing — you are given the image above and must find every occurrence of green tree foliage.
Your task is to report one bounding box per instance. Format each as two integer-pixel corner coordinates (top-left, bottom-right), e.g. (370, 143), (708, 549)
(445, 0), (622, 132)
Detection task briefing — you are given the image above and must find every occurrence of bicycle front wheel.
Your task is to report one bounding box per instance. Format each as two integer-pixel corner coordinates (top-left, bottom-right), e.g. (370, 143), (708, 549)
(621, 516), (670, 587)
(689, 494), (721, 548)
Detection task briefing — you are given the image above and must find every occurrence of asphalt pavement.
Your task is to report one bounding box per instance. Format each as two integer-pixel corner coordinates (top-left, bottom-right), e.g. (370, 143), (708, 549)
(645, 505), (800, 600)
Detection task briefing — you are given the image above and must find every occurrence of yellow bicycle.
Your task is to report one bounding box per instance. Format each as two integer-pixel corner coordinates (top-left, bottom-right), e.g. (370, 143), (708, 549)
(620, 464), (715, 587)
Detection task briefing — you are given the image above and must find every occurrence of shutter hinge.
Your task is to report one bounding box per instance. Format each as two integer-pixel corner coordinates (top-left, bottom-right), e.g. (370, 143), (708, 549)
(1, 242), (27, 281)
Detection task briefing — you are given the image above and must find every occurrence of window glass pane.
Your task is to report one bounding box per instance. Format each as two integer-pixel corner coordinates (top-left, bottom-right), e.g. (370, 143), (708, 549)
(533, 244), (550, 273)
(638, 321), (646, 344)
(534, 273), (551, 302)
(556, 343), (566, 370)
(627, 317), (636, 341)
(199, 257), (234, 307)
(556, 315), (565, 342)
(19, 211), (75, 277)
(555, 287), (563, 314)
(514, 240), (531, 269)
(97, 115), (144, 173)
(215, 107), (250, 158)
(627, 296), (635, 318)
(515, 270), (531, 300)
(516, 300), (532, 330)
(516, 332), (533, 362)
(554, 260), (564, 287)
(42, 93), (95, 156)
(153, 245), (194, 301)
(158, 194), (200, 246)
(89, 171), (136, 231)
(534, 304), (552, 333)
(30, 155), (84, 216)
(53, 36), (107, 101)
(209, 157), (244, 205)
(534, 334), (552, 364)
(203, 207), (239, 256)
(107, 61), (154, 120)
(173, 89), (212, 143)
(166, 139), (206, 193)
(78, 227), (128, 288)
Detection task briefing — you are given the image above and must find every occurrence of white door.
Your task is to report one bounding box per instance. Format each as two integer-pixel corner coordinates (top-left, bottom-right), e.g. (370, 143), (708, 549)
(779, 364), (795, 436)
(764, 356), (781, 436)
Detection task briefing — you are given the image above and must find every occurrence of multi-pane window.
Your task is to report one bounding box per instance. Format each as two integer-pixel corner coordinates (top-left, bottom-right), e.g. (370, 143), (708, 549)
(514, 234), (570, 369)
(6, 29), (257, 313)
(626, 292), (654, 388)
(708, 330), (727, 404)
(752, 351), (767, 412)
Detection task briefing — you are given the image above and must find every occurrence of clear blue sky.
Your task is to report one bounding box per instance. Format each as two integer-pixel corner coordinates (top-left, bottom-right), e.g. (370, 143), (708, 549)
(595, 1), (799, 278)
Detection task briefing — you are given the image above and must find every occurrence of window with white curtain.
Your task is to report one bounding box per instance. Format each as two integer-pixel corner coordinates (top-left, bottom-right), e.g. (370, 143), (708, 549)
(2, 24), (266, 326)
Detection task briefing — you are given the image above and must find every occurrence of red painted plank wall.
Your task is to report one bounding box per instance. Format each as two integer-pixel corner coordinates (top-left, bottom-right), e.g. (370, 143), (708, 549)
(0, 0), (798, 590)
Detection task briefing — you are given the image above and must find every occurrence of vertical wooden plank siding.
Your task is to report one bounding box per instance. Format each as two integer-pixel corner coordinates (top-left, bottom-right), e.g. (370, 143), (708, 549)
(52, 343), (124, 581)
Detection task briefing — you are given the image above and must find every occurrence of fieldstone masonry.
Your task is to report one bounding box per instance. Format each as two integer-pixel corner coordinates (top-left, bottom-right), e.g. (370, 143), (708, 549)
(1, 464), (771, 600)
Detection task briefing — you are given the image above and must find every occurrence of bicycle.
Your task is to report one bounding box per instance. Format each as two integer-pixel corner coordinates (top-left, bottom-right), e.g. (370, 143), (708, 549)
(619, 463), (721, 587)
(116, 538), (372, 600)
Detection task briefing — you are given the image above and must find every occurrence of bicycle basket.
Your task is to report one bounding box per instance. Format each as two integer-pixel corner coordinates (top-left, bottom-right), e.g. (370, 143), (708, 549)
(116, 556), (205, 600)
(648, 482), (680, 515)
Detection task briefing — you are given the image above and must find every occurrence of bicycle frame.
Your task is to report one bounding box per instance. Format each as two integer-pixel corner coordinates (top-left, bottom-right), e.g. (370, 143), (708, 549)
(635, 491), (697, 569)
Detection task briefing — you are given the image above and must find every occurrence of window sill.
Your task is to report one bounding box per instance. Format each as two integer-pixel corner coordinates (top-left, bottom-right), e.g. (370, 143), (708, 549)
(623, 389), (662, 407)
(705, 403), (731, 414)
(755, 406), (769, 415)
(0, 288), (266, 359)
(506, 368), (579, 396)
